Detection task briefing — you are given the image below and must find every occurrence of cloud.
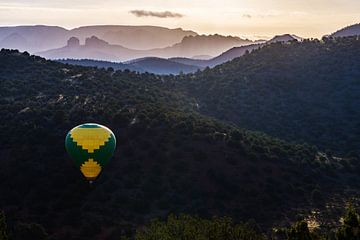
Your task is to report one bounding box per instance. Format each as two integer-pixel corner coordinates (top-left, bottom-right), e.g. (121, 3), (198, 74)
(242, 14), (252, 18)
(130, 10), (183, 18)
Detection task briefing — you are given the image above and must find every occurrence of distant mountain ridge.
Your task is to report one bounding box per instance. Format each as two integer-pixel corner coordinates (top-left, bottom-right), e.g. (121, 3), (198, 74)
(267, 34), (302, 43)
(0, 25), (197, 52)
(55, 34), (302, 74)
(0, 25), (69, 52)
(69, 25), (197, 50)
(37, 36), (134, 61)
(37, 34), (255, 62)
(157, 34), (253, 57)
(57, 59), (141, 72)
(0, 25), (253, 57)
(1, 23), (358, 58)
(330, 23), (360, 37)
(59, 57), (202, 75)
(126, 57), (202, 74)
(169, 34), (302, 68)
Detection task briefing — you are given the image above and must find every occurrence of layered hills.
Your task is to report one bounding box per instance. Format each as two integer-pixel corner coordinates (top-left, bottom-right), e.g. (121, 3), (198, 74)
(1, 48), (359, 239)
(1, 22), (360, 239)
(59, 57), (202, 75)
(37, 34), (253, 61)
(56, 34), (299, 74)
(0, 25), (197, 52)
(167, 36), (360, 154)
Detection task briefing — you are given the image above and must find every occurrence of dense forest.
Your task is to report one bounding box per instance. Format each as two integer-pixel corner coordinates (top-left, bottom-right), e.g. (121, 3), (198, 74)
(1, 206), (360, 240)
(57, 59), (141, 72)
(166, 36), (360, 155)
(0, 37), (359, 240)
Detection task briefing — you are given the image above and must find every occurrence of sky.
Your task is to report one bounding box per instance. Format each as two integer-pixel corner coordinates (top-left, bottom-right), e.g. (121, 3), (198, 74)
(0, 0), (359, 39)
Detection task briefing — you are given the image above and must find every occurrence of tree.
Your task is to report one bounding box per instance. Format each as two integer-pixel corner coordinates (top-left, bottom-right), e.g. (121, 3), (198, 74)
(0, 211), (8, 240)
(286, 221), (323, 240)
(135, 214), (266, 240)
(336, 205), (360, 240)
(287, 221), (311, 240)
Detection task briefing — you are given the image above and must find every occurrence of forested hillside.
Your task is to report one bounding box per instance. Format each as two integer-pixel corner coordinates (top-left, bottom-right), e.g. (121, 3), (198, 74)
(168, 36), (360, 154)
(0, 49), (359, 239)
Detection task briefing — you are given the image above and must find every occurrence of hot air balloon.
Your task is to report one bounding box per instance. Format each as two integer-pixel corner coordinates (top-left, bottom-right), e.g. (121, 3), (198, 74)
(65, 123), (116, 183)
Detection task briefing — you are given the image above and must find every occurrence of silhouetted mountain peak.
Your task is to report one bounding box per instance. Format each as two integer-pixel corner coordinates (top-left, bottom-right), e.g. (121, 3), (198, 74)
(268, 34), (302, 43)
(331, 23), (360, 37)
(84, 36), (109, 47)
(67, 37), (80, 47)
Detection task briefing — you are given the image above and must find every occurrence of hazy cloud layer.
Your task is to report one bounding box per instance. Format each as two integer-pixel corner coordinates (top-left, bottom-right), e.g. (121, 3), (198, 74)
(130, 10), (183, 18)
(242, 14), (252, 18)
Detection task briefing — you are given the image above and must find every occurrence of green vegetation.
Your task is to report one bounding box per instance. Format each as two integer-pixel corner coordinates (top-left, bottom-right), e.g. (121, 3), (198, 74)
(135, 215), (266, 240)
(0, 37), (359, 239)
(336, 205), (360, 240)
(167, 36), (360, 154)
(284, 221), (323, 240)
(1, 207), (359, 240)
(135, 206), (360, 240)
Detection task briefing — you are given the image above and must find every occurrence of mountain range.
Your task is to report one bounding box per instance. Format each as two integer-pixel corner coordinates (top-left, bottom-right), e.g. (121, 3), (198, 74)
(1, 20), (360, 240)
(0, 25), (197, 53)
(2, 23), (359, 72)
(57, 34), (299, 74)
(59, 57), (202, 75)
(0, 25), (256, 61)
(37, 34), (254, 62)
(34, 21), (360, 76)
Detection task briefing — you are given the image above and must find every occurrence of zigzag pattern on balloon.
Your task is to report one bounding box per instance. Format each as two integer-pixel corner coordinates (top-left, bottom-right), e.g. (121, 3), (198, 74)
(70, 128), (111, 153)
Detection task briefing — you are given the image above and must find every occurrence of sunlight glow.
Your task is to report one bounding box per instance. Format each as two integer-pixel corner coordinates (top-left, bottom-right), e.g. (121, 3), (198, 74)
(0, 0), (359, 38)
